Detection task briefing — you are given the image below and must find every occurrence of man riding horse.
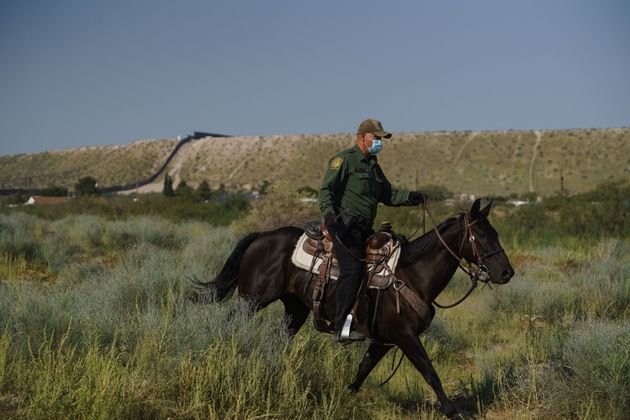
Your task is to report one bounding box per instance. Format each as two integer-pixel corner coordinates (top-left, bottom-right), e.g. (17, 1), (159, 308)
(197, 119), (514, 417)
(319, 118), (427, 342)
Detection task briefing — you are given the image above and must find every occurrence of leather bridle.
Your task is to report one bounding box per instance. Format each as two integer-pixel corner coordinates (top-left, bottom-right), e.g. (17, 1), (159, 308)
(425, 203), (506, 308)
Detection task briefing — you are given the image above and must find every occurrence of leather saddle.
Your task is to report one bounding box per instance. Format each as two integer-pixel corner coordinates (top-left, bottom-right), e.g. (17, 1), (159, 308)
(297, 220), (402, 334)
(302, 220), (396, 274)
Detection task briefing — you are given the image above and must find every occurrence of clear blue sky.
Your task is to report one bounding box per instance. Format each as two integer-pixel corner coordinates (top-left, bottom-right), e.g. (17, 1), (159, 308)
(1, 0), (629, 155)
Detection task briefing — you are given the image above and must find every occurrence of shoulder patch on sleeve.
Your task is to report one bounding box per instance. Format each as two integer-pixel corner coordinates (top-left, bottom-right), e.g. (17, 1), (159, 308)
(330, 156), (343, 170)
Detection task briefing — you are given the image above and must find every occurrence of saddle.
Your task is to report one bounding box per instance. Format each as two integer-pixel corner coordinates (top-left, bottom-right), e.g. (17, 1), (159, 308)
(291, 221), (404, 334)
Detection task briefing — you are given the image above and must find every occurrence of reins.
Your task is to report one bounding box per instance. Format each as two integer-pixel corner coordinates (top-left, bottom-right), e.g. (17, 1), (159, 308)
(380, 201), (503, 386)
(422, 201), (501, 308)
(380, 202), (484, 387)
(334, 201), (494, 310)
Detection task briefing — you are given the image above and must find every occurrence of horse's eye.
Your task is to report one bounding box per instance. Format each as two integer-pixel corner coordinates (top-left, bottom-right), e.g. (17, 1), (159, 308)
(477, 230), (486, 238)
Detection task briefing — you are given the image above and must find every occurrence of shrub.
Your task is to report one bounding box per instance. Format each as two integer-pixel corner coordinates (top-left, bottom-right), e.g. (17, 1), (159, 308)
(296, 185), (318, 197)
(175, 180), (193, 199)
(162, 174), (174, 197)
(75, 176), (99, 196)
(0, 213), (43, 261)
(197, 179), (212, 200)
(545, 320), (630, 418)
(101, 217), (182, 251)
(231, 182), (319, 237)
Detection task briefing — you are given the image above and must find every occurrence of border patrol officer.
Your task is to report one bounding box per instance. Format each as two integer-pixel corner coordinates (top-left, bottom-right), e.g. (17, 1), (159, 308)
(319, 118), (427, 342)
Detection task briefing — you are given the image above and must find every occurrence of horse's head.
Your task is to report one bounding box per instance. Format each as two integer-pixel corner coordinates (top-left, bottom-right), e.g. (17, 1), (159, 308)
(459, 199), (514, 284)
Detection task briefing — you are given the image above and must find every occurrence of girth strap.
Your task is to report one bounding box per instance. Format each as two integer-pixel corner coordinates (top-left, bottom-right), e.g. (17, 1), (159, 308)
(392, 279), (434, 329)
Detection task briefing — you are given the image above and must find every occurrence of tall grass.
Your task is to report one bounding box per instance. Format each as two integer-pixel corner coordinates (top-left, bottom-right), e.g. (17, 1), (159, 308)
(0, 214), (382, 418)
(0, 211), (628, 418)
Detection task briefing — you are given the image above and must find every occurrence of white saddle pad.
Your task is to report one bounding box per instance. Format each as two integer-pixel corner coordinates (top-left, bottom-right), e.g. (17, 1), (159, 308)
(290, 233), (401, 280)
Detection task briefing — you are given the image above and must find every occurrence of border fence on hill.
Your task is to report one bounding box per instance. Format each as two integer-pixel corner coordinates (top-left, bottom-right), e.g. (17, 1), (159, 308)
(0, 131), (231, 197)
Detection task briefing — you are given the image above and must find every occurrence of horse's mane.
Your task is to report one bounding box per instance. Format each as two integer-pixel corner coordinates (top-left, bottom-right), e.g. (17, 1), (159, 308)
(398, 214), (462, 268)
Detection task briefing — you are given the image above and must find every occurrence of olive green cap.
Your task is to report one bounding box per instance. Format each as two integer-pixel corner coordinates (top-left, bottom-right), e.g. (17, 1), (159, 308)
(357, 118), (392, 138)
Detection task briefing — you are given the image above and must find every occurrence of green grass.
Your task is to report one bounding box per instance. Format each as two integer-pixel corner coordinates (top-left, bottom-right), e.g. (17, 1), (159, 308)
(0, 203), (628, 418)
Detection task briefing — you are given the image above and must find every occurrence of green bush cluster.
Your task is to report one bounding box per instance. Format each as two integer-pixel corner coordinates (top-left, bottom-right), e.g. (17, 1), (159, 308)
(0, 194), (250, 225)
(372, 180), (630, 249)
(495, 180), (630, 247)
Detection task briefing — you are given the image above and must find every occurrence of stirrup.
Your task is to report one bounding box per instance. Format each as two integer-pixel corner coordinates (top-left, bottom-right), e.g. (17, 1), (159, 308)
(341, 314), (354, 340)
(334, 315), (365, 343)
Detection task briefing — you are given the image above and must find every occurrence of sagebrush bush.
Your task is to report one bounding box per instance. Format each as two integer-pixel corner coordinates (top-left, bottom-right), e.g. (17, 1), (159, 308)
(55, 214), (105, 248)
(230, 182), (319, 237)
(180, 224), (234, 282)
(574, 239), (630, 319)
(0, 213), (43, 261)
(541, 320), (630, 419)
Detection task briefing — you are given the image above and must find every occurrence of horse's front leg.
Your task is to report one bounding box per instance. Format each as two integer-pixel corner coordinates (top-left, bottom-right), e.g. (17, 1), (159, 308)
(396, 331), (456, 418)
(348, 341), (393, 392)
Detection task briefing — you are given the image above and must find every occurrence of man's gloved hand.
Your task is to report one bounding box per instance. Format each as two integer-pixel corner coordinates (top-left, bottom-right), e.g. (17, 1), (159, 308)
(409, 191), (428, 205)
(324, 212), (338, 233)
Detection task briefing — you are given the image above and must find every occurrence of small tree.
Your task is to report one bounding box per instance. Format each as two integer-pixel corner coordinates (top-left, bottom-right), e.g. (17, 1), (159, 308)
(163, 174), (174, 197)
(197, 180), (212, 200)
(175, 179), (193, 199)
(75, 176), (98, 196)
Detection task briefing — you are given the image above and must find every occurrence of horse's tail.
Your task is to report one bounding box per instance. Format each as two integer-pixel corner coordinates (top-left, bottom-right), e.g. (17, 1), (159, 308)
(192, 232), (261, 302)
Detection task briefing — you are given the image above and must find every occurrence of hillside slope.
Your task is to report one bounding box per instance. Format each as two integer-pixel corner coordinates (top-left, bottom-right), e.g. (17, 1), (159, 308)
(1, 129), (629, 196)
(0, 139), (177, 190)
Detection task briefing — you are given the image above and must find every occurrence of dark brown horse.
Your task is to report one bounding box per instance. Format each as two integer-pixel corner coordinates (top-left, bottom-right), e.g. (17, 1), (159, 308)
(197, 199), (513, 417)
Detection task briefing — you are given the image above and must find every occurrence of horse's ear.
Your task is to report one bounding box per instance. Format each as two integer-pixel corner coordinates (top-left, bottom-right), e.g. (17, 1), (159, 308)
(470, 198), (482, 218)
(480, 199), (493, 218)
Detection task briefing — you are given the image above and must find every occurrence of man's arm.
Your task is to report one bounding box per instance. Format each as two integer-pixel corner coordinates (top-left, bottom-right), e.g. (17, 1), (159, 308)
(378, 165), (424, 206)
(319, 155), (346, 216)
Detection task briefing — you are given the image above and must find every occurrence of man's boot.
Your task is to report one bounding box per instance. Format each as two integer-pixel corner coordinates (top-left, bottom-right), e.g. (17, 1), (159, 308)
(332, 314), (365, 343)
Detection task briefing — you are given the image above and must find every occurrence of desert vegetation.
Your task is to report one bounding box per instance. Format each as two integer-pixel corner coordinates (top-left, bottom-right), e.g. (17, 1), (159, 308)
(0, 180), (628, 418)
(0, 139), (177, 190)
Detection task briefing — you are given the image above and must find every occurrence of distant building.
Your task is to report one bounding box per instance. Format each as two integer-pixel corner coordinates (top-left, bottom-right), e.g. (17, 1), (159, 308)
(507, 199), (529, 207)
(25, 196), (70, 205)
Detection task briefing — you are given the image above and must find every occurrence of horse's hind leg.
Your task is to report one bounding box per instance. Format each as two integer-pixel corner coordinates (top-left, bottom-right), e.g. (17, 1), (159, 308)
(348, 341), (393, 392)
(397, 332), (456, 418)
(280, 294), (310, 337)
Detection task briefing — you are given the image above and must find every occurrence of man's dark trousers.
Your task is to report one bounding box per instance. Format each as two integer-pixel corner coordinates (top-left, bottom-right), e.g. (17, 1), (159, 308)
(330, 224), (373, 332)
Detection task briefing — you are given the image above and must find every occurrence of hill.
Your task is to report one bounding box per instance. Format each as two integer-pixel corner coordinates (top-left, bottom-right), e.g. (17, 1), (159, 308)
(1, 128), (629, 197)
(0, 139), (177, 191)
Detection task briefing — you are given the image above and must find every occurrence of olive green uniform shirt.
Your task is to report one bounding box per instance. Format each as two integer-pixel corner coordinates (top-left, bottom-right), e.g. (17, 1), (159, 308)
(319, 144), (413, 222)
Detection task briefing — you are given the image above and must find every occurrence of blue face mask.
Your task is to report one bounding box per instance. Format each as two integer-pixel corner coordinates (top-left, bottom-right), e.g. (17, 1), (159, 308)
(368, 138), (382, 154)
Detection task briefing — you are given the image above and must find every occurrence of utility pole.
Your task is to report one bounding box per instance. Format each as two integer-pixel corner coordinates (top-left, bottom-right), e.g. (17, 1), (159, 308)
(415, 168), (419, 190)
(560, 167), (565, 196)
